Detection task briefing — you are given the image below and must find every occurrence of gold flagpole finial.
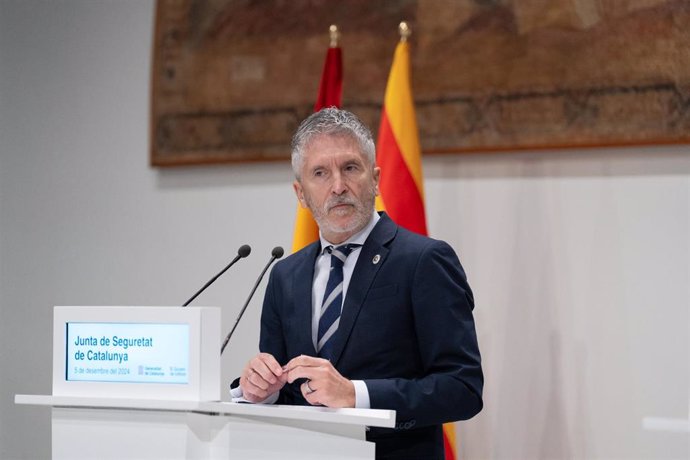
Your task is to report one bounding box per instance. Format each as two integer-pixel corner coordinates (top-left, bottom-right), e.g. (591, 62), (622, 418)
(399, 21), (411, 42)
(329, 24), (340, 47)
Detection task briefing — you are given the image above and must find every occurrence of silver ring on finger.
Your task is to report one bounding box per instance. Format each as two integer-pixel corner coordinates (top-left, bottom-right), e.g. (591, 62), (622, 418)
(305, 379), (316, 394)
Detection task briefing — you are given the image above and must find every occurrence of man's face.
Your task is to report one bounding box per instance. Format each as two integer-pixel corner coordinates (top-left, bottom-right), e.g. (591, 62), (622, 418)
(293, 133), (380, 244)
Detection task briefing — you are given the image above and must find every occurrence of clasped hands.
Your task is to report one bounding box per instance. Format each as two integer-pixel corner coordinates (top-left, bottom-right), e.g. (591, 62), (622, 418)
(239, 353), (355, 408)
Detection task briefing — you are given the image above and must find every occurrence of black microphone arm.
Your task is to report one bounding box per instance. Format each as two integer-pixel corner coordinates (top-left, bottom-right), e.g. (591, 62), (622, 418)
(182, 244), (252, 307)
(221, 246), (284, 355)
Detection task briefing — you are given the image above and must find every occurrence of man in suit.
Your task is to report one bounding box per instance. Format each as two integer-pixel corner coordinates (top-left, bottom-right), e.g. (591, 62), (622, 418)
(237, 108), (483, 459)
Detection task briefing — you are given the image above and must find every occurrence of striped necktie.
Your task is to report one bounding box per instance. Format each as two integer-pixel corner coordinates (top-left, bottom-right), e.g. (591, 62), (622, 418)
(317, 243), (360, 359)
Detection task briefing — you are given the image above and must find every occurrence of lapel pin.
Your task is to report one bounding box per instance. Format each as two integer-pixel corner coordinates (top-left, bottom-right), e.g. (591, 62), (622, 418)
(372, 254), (381, 264)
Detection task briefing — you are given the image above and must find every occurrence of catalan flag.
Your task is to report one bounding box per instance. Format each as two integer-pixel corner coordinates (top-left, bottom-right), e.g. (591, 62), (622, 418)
(374, 29), (427, 236)
(291, 26), (343, 253)
(375, 25), (458, 460)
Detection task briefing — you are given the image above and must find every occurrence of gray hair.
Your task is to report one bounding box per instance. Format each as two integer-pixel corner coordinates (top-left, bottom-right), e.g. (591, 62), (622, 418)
(291, 108), (376, 180)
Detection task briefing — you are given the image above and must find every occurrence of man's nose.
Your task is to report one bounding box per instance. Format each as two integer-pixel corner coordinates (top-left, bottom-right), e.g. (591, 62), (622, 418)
(331, 173), (347, 195)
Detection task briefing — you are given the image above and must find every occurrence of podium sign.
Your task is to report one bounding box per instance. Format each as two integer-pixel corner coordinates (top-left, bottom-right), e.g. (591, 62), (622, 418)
(16, 305), (395, 459)
(52, 306), (220, 401)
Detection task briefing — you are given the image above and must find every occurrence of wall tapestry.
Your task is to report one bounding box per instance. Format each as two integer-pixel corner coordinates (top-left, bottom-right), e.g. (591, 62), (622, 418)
(151, 0), (690, 166)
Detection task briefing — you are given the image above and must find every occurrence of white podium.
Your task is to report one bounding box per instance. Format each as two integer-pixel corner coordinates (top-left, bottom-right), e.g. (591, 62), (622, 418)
(15, 395), (395, 459)
(15, 306), (395, 459)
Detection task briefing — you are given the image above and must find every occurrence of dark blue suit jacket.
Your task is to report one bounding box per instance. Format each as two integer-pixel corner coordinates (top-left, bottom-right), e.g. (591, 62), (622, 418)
(260, 213), (483, 459)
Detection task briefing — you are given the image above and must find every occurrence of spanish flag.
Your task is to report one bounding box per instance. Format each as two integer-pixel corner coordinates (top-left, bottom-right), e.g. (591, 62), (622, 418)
(375, 25), (458, 460)
(291, 26), (343, 253)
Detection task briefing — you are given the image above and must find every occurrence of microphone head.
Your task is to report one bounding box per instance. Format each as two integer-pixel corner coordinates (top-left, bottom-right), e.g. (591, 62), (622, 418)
(237, 244), (251, 258)
(271, 246), (285, 259)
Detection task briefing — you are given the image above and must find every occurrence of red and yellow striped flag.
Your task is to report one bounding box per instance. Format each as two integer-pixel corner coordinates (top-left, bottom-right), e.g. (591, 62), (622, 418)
(291, 27), (343, 253)
(375, 26), (458, 460)
(374, 32), (427, 236)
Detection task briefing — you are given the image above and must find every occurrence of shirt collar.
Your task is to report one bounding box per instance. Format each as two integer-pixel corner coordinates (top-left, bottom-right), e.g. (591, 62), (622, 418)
(319, 210), (380, 254)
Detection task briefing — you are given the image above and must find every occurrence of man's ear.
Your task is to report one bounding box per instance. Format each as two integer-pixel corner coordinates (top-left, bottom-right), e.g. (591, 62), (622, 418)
(373, 166), (381, 196)
(293, 180), (307, 208)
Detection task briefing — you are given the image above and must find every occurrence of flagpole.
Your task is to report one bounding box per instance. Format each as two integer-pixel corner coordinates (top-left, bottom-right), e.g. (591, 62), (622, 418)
(329, 24), (339, 47)
(398, 21), (410, 42)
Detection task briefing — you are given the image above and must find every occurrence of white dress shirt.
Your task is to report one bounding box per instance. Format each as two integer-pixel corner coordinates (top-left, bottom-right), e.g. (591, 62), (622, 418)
(312, 211), (379, 408)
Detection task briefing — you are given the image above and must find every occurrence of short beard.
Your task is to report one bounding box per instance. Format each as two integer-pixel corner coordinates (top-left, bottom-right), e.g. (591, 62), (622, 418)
(307, 186), (376, 240)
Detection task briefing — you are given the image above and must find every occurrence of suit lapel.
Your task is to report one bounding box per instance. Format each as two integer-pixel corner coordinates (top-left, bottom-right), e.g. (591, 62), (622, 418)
(291, 242), (321, 357)
(328, 213), (397, 366)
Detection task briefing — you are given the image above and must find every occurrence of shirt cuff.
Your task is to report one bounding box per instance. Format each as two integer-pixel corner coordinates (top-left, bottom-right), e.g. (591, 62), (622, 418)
(229, 385), (280, 405)
(352, 380), (371, 409)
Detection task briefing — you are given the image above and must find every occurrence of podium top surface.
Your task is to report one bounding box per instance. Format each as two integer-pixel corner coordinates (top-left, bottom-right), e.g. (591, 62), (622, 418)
(15, 394), (396, 428)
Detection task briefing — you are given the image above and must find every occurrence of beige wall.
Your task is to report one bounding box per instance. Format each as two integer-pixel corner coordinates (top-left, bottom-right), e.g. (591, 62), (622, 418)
(1, 1), (687, 459)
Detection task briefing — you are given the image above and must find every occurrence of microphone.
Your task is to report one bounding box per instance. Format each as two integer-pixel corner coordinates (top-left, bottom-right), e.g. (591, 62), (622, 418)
(182, 244), (251, 307)
(221, 246), (284, 354)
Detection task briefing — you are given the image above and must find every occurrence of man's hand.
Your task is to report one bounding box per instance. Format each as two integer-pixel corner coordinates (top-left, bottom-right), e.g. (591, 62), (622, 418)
(240, 353), (286, 402)
(284, 355), (355, 408)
